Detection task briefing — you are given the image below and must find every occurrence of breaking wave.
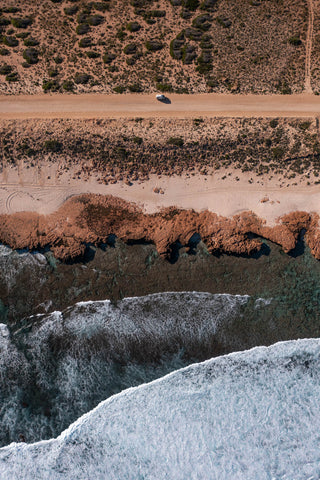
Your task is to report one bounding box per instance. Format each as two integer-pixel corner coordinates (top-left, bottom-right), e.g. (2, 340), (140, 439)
(1, 338), (320, 480)
(0, 292), (255, 445)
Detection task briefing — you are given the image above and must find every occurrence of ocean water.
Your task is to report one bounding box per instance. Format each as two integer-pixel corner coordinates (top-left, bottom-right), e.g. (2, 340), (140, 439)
(0, 239), (319, 452)
(1, 338), (320, 480)
(0, 292), (251, 445)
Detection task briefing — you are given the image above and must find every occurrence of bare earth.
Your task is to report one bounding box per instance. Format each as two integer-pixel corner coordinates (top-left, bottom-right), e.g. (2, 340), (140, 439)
(1, 165), (320, 227)
(2, 94), (320, 119)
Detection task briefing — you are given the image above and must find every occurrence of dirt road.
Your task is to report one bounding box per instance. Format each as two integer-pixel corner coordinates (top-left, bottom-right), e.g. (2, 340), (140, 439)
(1, 94), (320, 119)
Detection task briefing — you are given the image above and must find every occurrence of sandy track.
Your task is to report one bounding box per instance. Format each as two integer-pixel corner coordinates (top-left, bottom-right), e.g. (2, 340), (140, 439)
(305, 0), (314, 93)
(1, 94), (320, 119)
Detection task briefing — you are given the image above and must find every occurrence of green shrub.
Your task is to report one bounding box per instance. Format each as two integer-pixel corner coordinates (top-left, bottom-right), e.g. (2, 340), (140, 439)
(299, 121), (311, 131)
(23, 48), (39, 64)
(44, 139), (63, 152)
(0, 48), (10, 55)
(207, 78), (218, 87)
(193, 118), (204, 126)
(86, 50), (100, 58)
(126, 21), (141, 32)
(277, 80), (291, 95)
(289, 36), (302, 46)
(200, 0), (218, 11)
(128, 83), (143, 92)
(79, 37), (92, 48)
(103, 52), (116, 63)
(144, 18), (156, 25)
(17, 142), (35, 156)
(87, 14), (104, 26)
(42, 79), (60, 92)
(77, 12), (89, 23)
(48, 68), (58, 77)
(5, 71), (19, 82)
(272, 147), (284, 159)
(192, 14), (211, 30)
(148, 10), (166, 17)
(64, 6), (79, 15)
(156, 82), (173, 92)
(185, 27), (203, 41)
(132, 136), (143, 144)
(145, 39), (163, 51)
(0, 64), (12, 74)
(2, 7), (20, 13)
(124, 43), (137, 54)
(2, 36), (19, 47)
(74, 72), (91, 84)
(62, 79), (74, 91)
(182, 44), (196, 64)
(16, 32), (29, 39)
(24, 37), (39, 46)
(113, 85), (126, 93)
(182, 0), (199, 10)
(200, 34), (212, 49)
(196, 51), (212, 74)
(167, 137), (184, 146)
(0, 18), (10, 26)
(54, 55), (64, 64)
(76, 23), (90, 35)
(269, 119), (278, 128)
(170, 37), (185, 59)
(216, 16), (231, 28)
(11, 17), (32, 28)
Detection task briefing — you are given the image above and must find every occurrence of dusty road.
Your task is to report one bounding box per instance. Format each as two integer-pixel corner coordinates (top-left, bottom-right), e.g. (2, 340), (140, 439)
(1, 94), (320, 119)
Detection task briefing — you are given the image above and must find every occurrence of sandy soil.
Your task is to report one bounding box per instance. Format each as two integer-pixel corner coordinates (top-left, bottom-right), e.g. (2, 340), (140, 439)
(1, 164), (319, 226)
(0, 0), (308, 96)
(1, 94), (320, 119)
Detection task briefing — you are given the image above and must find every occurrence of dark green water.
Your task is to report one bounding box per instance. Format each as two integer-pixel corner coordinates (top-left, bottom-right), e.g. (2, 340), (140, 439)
(1, 239), (320, 341)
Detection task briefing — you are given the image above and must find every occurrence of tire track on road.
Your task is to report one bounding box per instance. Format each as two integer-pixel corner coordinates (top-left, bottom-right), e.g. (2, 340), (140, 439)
(305, 0), (314, 93)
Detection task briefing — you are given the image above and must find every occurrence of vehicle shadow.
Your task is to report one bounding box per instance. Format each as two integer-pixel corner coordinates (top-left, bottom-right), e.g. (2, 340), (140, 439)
(158, 97), (171, 104)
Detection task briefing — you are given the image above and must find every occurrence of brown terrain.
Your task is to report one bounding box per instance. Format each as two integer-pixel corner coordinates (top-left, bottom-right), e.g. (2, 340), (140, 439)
(0, 0), (313, 95)
(2, 116), (320, 185)
(2, 93), (320, 119)
(0, 1), (319, 264)
(0, 193), (319, 262)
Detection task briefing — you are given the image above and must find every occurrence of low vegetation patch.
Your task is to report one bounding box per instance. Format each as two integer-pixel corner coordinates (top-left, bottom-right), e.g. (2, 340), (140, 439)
(11, 17), (32, 29)
(44, 139), (63, 153)
(145, 39), (163, 51)
(74, 73), (91, 84)
(23, 48), (39, 65)
(42, 79), (60, 92)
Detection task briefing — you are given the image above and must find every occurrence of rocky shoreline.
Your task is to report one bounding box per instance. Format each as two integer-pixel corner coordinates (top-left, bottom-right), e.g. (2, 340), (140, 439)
(0, 193), (319, 262)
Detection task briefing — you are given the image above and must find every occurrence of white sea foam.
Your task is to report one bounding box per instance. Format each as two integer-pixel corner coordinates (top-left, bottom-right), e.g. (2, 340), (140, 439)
(0, 292), (253, 445)
(1, 338), (320, 480)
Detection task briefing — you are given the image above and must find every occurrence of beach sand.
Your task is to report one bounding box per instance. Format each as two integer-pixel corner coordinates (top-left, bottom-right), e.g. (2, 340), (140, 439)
(1, 163), (319, 226)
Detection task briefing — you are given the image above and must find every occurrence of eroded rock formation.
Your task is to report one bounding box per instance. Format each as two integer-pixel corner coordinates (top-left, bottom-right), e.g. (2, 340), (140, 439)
(0, 195), (319, 261)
